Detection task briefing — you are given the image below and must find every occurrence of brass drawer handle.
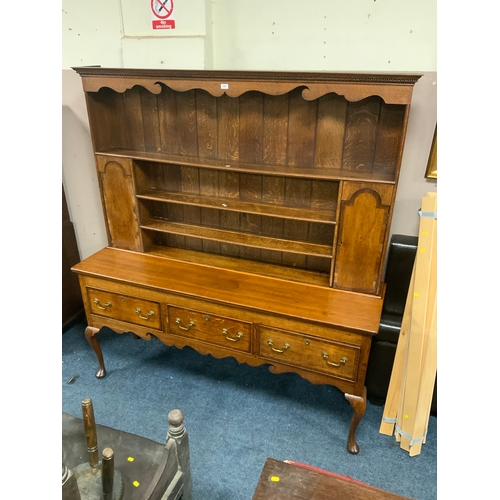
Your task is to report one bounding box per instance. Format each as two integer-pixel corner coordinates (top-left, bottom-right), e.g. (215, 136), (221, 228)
(94, 298), (111, 310)
(136, 308), (155, 320)
(222, 328), (243, 342)
(175, 318), (195, 331)
(267, 340), (290, 353)
(322, 353), (347, 367)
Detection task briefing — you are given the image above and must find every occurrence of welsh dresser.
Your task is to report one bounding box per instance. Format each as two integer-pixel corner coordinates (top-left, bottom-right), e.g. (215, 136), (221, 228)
(71, 67), (421, 454)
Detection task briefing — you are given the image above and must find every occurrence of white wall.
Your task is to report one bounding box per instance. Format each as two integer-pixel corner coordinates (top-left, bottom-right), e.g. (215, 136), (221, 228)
(211, 0), (436, 72)
(62, 0), (437, 259)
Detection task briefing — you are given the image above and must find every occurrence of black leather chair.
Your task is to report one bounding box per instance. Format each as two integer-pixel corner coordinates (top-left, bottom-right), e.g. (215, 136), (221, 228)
(366, 234), (437, 415)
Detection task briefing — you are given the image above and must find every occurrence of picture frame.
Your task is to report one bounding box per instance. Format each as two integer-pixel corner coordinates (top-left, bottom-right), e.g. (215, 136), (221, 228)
(425, 126), (437, 179)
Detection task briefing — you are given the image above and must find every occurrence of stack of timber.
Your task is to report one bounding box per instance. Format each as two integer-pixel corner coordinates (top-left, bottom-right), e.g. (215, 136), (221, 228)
(379, 192), (437, 457)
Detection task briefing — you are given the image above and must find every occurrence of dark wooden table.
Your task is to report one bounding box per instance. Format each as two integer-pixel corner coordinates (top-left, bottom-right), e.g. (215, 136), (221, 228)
(252, 458), (412, 500)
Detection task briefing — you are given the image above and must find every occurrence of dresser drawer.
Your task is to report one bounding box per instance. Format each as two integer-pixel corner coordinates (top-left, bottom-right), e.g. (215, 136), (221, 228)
(168, 306), (251, 352)
(87, 288), (161, 330)
(259, 326), (360, 381)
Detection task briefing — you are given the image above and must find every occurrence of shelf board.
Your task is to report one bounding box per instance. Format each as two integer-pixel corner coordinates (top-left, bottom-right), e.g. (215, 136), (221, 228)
(147, 246), (331, 287)
(141, 219), (333, 258)
(96, 149), (396, 183)
(136, 189), (336, 224)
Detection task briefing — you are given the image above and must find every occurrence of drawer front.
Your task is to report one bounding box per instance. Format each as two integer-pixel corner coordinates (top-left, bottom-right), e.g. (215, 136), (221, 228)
(259, 326), (360, 381)
(87, 288), (161, 330)
(168, 306), (251, 352)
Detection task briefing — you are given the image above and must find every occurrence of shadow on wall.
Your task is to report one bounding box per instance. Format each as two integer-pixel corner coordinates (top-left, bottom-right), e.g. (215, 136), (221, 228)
(62, 105), (107, 259)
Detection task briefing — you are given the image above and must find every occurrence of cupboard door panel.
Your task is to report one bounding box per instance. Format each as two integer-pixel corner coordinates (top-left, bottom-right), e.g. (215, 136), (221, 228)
(333, 182), (393, 294)
(96, 156), (142, 251)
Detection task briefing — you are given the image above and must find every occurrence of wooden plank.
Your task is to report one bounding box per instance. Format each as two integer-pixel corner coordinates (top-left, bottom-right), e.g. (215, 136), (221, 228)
(263, 94), (288, 165)
(176, 90), (198, 156)
(409, 299), (436, 456)
(140, 88), (162, 153)
(408, 197), (437, 456)
(96, 149), (396, 183)
(217, 94), (239, 162)
(158, 86), (180, 155)
(195, 89), (218, 159)
(379, 264), (415, 436)
(149, 245), (330, 286)
(239, 91), (264, 164)
(123, 87), (146, 152)
(342, 97), (381, 173)
(310, 180), (339, 213)
(398, 193), (437, 452)
(142, 220), (333, 257)
(85, 91), (114, 151)
(315, 93), (347, 169)
(137, 189), (336, 223)
(373, 104), (406, 177)
(287, 88), (317, 167)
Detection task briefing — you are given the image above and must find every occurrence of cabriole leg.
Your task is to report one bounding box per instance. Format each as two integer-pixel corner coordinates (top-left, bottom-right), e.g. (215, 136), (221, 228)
(84, 326), (106, 378)
(344, 386), (367, 455)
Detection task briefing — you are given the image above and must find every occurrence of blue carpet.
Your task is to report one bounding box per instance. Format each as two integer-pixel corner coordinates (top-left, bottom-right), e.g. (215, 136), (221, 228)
(62, 321), (437, 499)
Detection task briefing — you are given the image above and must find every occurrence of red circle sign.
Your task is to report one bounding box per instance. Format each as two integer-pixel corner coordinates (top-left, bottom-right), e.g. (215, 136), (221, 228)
(151, 0), (174, 19)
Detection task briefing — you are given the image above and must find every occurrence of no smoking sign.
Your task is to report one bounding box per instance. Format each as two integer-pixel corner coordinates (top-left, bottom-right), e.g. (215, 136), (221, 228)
(151, 0), (176, 30)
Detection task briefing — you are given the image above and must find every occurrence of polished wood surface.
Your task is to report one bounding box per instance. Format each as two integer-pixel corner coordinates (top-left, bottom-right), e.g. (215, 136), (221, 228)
(72, 68), (420, 454)
(258, 325), (359, 381)
(88, 288), (162, 330)
(334, 182), (394, 294)
(252, 458), (411, 499)
(79, 68), (419, 291)
(168, 305), (252, 352)
(73, 247), (383, 333)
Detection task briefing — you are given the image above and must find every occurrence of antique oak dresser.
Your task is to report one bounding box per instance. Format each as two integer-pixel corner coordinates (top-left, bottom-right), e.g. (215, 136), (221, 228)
(71, 67), (420, 454)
